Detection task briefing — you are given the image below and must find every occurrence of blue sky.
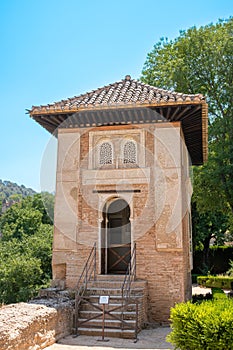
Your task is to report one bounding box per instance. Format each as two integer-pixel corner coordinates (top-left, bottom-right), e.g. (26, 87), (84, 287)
(0, 0), (232, 192)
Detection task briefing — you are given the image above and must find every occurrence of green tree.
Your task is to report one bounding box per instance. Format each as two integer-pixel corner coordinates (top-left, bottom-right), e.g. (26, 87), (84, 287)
(192, 202), (230, 271)
(141, 18), (233, 253)
(1, 207), (42, 240)
(141, 18), (233, 123)
(192, 166), (231, 270)
(0, 193), (54, 240)
(0, 196), (2, 215)
(37, 192), (54, 224)
(0, 245), (43, 304)
(0, 194), (53, 304)
(24, 224), (53, 280)
(19, 192), (54, 225)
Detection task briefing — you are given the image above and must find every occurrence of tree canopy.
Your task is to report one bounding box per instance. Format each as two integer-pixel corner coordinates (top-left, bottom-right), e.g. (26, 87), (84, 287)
(0, 193), (54, 304)
(141, 18), (233, 264)
(141, 18), (233, 121)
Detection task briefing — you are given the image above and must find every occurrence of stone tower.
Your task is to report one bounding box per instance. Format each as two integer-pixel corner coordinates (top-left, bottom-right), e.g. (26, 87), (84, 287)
(29, 75), (208, 322)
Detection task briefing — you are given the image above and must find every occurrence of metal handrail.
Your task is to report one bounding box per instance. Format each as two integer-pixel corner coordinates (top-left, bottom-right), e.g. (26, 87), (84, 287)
(73, 242), (138, 340)
(121, 242), (136, 300)
(121, 242), (138, 340)
(74, 242), (96, 335)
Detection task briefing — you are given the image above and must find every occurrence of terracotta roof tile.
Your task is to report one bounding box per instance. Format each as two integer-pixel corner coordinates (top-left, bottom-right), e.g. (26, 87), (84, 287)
(30, 75), (205, 115)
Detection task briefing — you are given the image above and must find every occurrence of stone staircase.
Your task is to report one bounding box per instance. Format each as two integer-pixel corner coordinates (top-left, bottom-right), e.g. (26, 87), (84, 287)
(74, 275), (147, 339)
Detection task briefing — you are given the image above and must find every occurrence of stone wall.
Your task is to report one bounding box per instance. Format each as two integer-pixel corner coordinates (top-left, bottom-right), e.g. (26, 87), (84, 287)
(0, 290), (73, 350)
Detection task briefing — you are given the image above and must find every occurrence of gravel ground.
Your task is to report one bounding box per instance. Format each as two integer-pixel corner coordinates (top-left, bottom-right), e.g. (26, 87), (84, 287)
(46, 327), (174, 350)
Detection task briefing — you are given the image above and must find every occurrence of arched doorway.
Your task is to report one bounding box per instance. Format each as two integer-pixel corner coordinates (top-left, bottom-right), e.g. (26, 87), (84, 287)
(101, 198), (131, 274)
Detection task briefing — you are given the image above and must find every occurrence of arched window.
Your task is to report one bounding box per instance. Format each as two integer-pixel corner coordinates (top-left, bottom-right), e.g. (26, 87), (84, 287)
(99, 142), (113, 165)
(123, 141), (137, 164)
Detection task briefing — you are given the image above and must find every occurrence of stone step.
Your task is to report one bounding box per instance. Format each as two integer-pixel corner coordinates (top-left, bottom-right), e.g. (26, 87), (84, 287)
(96, 275), (126, 281)
(80, 301), (138, 312)
(88, 280), (147, 289)
(78, 309), (137, 321)
(78, 318), (136, 328)
(74, 277), (147, 339)
(80, 298), (143, 309)
(85, 287), (144, 296)
(82, 294), (143, 302)
(88, 281), (126, 289)
(77, 326), (137, 339)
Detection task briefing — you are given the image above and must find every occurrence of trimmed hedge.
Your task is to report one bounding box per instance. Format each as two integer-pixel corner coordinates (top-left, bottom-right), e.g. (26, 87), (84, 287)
(212, 287), (227, 299)
(197, 275), (233, 289)
(167, 299), (233, 350)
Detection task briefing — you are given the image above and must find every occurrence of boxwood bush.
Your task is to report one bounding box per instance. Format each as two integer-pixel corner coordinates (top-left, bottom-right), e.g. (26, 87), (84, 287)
(212, 287), (227, 299)
(197, 275), (233, 289)
(167, 299), (233, 350)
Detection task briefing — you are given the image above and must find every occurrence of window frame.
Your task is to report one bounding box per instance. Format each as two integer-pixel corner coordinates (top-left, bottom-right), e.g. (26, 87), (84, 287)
(122, 139), (137, 165)
(98, 140), (114, 167)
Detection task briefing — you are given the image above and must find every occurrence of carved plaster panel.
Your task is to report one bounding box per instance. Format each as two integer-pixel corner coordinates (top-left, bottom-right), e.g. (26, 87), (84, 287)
(88, 129), (145, 169)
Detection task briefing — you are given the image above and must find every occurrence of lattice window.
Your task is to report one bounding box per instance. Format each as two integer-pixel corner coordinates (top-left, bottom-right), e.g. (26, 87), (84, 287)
(123, 141), (137, 164)
(99, 142), (113, 165)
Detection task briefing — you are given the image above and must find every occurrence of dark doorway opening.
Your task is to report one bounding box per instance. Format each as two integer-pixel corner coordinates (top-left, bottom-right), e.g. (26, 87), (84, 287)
(101, 198), (131, 274)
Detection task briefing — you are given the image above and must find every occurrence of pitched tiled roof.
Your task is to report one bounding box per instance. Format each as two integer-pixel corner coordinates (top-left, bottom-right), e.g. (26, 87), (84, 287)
(30, 75), (205, 115)
(29, 75), (208, 165)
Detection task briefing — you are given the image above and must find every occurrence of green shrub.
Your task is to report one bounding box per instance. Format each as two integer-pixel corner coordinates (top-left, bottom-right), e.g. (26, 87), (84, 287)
(212, 287), (227, 299)
(197, 275), (233, 289)
(167, 299), (233, 350)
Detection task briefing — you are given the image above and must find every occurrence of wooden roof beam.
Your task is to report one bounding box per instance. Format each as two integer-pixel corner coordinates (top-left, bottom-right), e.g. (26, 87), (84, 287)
(41, 116), (59, 128)
(165, 107), (171, 120)
(180, 106), (201, 122)
(173, 106), (192, 121)
(159, 107), (164, 119)
(169, 106), (181, 121)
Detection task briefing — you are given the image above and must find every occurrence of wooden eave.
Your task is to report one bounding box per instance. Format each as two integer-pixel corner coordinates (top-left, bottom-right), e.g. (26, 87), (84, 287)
(29, 99), (204, 116)
(29, 100), (208, 165)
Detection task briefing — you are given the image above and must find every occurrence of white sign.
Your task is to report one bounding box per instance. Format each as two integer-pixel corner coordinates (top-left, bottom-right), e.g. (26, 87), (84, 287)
(99, 296), (109, 304)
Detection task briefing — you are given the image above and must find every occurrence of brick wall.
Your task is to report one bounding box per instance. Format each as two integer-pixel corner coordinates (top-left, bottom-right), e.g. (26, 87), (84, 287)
(53, 122), (192, 323)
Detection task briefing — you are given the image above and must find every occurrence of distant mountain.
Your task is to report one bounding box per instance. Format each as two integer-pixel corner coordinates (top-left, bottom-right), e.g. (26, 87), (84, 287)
(0, 180), (36, 212)
(0, 179), (36, 198)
